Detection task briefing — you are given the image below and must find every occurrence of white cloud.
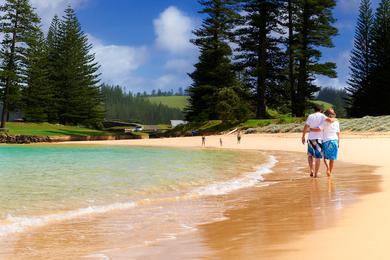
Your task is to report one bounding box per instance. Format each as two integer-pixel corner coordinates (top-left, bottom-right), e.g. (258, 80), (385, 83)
(154, 74), (176, 88)
(315, 50), (351, 90)
(335, 50), (351, 80)
(91, 45), (193, 92)
(88, 35), (149, 88)
(30, 0), (88, 30)
(154, 6), (195, 54)
(164, 58), (194, 74)
(315, 77), (348, 90)
(338, 0), (360, 12)
(0, 1), (194, 93)
(150, 6), (197, 91)
(335, 21), (354, 31)
(0, 0), (88, 30)
(153, 74), (191, 89)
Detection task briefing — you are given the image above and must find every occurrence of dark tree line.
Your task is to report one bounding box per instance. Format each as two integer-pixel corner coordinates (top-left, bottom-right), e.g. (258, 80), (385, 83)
(0, 1), (103, 128)
(143, 87), (186, 97)
(347, 0), (390, 117)
(186, 0), (338, 122)
(101, 85), (184, 124)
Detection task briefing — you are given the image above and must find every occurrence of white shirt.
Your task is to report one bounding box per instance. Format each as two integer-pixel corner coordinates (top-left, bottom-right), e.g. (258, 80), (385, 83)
(320, 120), (340, 142)
(306, 112), (326, 140)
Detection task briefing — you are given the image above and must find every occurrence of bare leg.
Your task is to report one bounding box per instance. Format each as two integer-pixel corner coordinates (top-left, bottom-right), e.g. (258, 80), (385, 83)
(323, 159), (331, 177)
(308, 156), (314, 177)
(329, 160), (335, 175)
(314, 158), (321, 178)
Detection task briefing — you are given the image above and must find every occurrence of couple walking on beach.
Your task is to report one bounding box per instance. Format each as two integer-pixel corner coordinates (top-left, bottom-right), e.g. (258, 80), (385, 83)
(302, 105), (340, 178)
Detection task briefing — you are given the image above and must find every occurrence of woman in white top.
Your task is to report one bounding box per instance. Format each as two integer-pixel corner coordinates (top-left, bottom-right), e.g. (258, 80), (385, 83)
(319, 108), (341, 177)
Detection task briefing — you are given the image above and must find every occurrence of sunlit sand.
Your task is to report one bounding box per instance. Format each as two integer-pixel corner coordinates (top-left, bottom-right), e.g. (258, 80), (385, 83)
(1, 133), (386, 259)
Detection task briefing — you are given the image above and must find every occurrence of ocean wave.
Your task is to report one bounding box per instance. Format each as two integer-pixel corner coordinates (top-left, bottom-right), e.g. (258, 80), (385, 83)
(0, 202), (136, 237)
(0, 155), (278, 237)
(191, 155), (278, 196)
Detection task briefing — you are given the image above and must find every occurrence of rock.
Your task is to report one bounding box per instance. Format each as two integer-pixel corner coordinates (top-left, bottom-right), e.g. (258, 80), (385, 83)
(0, 133), (50, 144)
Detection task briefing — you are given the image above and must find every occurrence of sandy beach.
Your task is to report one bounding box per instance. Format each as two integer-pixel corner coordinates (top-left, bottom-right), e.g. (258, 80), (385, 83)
(2, 133), (389, 259)
(58, 132), (390, 259)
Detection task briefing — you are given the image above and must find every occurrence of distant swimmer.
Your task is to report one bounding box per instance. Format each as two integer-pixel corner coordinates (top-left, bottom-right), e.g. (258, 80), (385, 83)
(202, 135), (206, 147)
(237, 130), (242, 144)
(220, 137), (223, 147)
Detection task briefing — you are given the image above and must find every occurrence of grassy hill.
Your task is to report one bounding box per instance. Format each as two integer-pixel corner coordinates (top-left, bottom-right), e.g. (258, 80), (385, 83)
(146, 97), (332, 113)
(308, 100), (333, 110)
(4, 122), (110, 137)
(146, 96), (189, 110)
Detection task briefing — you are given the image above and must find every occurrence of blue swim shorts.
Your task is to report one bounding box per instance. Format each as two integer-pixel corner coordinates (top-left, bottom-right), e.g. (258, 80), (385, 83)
(307, 139), (323, 159)
(323, 140), (339, 160)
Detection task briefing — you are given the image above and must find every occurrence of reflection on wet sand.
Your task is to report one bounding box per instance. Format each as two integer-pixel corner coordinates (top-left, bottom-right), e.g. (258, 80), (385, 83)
(198, 156), (380, 259)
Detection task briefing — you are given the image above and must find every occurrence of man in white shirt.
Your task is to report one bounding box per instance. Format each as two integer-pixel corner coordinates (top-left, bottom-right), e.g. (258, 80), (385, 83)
(301, 105), (329, 177)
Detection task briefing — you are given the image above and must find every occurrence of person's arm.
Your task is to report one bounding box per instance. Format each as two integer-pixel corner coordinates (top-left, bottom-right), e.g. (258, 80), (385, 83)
(320, 112), (336, 123)
(302, 124), (309, 144)
(325, 117), (336, 123)
(337, 132), (340, 148)
(337, 122), (341, 148)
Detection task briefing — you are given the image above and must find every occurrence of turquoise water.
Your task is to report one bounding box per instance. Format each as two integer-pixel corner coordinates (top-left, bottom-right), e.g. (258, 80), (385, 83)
(0, 145), (266, 224)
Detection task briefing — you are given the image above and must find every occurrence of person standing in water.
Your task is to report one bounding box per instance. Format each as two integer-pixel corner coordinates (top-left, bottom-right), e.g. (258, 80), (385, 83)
(237, 130), (241, 144)
(320, 108), (340, 177)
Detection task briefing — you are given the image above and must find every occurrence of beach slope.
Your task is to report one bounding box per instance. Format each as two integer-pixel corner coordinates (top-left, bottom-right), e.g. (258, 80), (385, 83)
(64, 133), (390, 259)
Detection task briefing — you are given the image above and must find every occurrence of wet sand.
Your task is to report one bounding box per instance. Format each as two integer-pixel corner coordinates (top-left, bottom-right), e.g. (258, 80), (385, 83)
(63, 133), (390, 259)
(2, 133), (388, 259)
(1, 149), (381, 260)
(106, 152), (379, 259)
(199, 162), (379, 259)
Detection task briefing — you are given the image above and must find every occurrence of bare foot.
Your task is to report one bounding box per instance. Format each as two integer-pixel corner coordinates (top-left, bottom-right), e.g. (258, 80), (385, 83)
(310, 171), (314, 177)
(326, 170), (331, 177)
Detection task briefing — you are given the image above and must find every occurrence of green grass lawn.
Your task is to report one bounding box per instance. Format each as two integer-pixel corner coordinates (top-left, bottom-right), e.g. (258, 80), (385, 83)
(309, 100), (333, 110)
(146, 96), (189, 110)
(4, 122), (110, 137)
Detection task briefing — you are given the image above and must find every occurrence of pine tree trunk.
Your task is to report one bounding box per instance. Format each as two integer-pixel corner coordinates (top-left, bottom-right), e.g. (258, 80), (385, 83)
(256, 8), (267, 119)
(0, 9), (19, 129)
(0, 86), (9, 128)
(296, 1), (309, 117)
(288, 0), (296, 116)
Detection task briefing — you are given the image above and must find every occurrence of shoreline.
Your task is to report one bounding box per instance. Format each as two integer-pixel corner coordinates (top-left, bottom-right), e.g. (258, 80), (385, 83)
(2, 133), (388, 259)
(1, 149), (379, 259)
(0, 149), (276, 258)
(61, 133), (390, 259)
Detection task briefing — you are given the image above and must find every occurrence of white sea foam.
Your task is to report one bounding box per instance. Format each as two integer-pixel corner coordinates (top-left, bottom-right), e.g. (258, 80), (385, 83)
(0, 202), (136, 237)
(83, 253), (110, 260)
(191, 155), (278, 196)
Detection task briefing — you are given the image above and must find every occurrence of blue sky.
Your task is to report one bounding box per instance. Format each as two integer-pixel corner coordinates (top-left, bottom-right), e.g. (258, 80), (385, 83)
(23, 0), (381, 93)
